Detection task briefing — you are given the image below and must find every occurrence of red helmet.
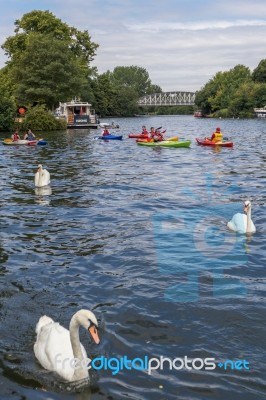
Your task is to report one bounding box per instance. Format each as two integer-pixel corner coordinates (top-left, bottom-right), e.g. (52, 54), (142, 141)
(216, 127), (221, 132)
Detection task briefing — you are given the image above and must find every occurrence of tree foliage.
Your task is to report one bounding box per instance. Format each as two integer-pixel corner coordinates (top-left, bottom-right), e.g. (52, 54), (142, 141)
(195, 64), (266, 117)
(252, 59), (266, 83)
(2, 10), (98, 64)
(0, 96), (16, 131)
(11, 34), (89, 109)
(19, 105), (67, 131)
(1, 10), (98, 111)
(92, 66), (162, 117)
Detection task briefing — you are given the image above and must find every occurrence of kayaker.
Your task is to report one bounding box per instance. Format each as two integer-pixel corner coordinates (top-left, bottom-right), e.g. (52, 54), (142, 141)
(141, 126), (148, 135)
(24, 129), (36, 140)
(11, 130), (20, 141)
(209, 127), (223, 142)
(102, 128), (110, 136)
(152, 128), (165, 142)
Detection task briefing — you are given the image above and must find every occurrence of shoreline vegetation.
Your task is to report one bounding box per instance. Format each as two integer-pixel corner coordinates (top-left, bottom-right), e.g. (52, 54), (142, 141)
(0, 10), (265, 131)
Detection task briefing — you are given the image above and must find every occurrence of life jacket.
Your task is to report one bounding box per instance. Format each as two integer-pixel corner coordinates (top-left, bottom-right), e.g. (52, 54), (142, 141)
(13, 133), (19, 140)
(212, 132), (223, 142)
(153, 132), (164, 141)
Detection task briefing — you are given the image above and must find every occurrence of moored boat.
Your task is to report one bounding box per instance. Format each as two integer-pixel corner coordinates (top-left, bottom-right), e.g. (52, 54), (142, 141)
(196, 138), (233, 147)
(55, 98), (99, 129)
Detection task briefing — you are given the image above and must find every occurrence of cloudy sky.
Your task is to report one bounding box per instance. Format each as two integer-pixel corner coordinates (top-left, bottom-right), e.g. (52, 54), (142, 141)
(0, 0), (266, 92)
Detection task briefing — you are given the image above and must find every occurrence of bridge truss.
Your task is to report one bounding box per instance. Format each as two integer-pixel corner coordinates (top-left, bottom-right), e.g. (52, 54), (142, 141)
(137, 91), (195, 107)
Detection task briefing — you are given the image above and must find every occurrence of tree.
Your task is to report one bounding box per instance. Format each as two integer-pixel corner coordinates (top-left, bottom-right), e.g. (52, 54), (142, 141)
(228, 82), (255, 117)
(102, 66), (162, 116)
(108, 66), (160, 97)
(0, 66), (15, 97)
(252, 59), (266, 83)
(0, 96), (16, 131)
(1, 10), (98, 110)
(195, 65), (252, 116)
(2, 10), (98, 65)
(11, 34), (88, 109)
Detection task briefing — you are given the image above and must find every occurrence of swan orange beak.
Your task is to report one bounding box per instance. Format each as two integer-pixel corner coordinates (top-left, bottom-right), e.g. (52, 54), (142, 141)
(89, 325), (100, 344)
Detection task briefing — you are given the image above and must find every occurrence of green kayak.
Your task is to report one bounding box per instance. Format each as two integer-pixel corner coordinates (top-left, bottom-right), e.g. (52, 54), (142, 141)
(137, 140), (191, 148)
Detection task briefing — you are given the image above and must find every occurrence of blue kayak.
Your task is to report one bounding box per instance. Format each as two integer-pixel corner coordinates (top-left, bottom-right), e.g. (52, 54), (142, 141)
(95, 135), (123, 140)
(37, 140), (48, 145)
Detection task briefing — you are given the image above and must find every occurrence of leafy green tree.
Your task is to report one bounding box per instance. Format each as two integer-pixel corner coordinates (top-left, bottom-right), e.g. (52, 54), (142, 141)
(1, 10), (98, 111)
(2, 10), (98, 65)
(0, 66), (15, 97)
(252, 59), (266, 83)
(11, 34), (88, 109)
(253, 82), (266, 107)
(19, 104), (67, 131)
(195, 65), (252, 116)
(228, 82), (255, 117)
(108, 66), (160, 97)
(102, 66), (161, 116)
(91, 73), (120, 116)
(0, 96), (17, 131)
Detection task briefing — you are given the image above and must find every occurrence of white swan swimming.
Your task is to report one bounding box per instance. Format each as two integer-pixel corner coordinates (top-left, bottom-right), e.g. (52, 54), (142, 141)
(34, 164), (50, 187)
(227, 200), (256, 234)
(34, 309), (100, 382)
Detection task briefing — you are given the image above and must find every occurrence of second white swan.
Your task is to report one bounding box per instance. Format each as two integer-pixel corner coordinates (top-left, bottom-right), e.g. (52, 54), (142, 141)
(227, 200), (256, 234)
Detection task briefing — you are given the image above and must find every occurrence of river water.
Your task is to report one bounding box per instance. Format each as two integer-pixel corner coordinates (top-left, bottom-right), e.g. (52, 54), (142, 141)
(0, 116), (265, 400)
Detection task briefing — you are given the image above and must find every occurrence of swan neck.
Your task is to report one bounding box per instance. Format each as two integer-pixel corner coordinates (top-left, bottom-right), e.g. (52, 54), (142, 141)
(38, 167), (42, 186)
(246, 207), (252, 233)
(69, 317), (87, 380)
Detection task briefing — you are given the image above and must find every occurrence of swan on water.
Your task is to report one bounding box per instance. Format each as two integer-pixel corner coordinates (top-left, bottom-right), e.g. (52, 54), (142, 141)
(227, 200), (256, 234)
(34, 164), (50, 187)
(34, 309), (100, 382)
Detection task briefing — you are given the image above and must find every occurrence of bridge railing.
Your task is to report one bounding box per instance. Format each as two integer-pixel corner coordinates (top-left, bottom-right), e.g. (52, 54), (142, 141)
(137, 91), (196, 106)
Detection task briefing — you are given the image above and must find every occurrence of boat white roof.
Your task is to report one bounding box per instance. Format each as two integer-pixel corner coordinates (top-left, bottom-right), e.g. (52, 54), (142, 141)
(60, 99), (92, 107)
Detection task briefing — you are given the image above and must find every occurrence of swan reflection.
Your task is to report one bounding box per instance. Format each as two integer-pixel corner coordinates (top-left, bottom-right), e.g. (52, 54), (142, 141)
(35, 186), (52, 205)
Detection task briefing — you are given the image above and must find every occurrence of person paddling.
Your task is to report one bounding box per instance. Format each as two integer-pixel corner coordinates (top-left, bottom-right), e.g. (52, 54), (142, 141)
(152, 128), (165, 142)
(24, 129), (36, 140)
(209, 127), (223, 143)
(102, 128), (110, 136)
(11, 130), (20, 141)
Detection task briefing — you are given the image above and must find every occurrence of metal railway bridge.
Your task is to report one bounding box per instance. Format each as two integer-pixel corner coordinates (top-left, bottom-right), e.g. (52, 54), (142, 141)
(137, 91), (195, 107)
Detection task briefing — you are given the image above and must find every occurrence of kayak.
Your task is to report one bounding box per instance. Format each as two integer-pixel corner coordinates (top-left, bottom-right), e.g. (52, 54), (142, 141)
(94, 135), (123, 140)
(2, 138), (48, 146)
(137, 140), (191, 148)
(136, 136), (178, 143)
(196, 138), (233, 147)
(37, 140), (48, 145)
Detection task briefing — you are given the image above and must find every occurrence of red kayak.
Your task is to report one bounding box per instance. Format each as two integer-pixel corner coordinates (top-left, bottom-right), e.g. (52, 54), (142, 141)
(128, 133), (149, 139)
(196, 138), (233, 147)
